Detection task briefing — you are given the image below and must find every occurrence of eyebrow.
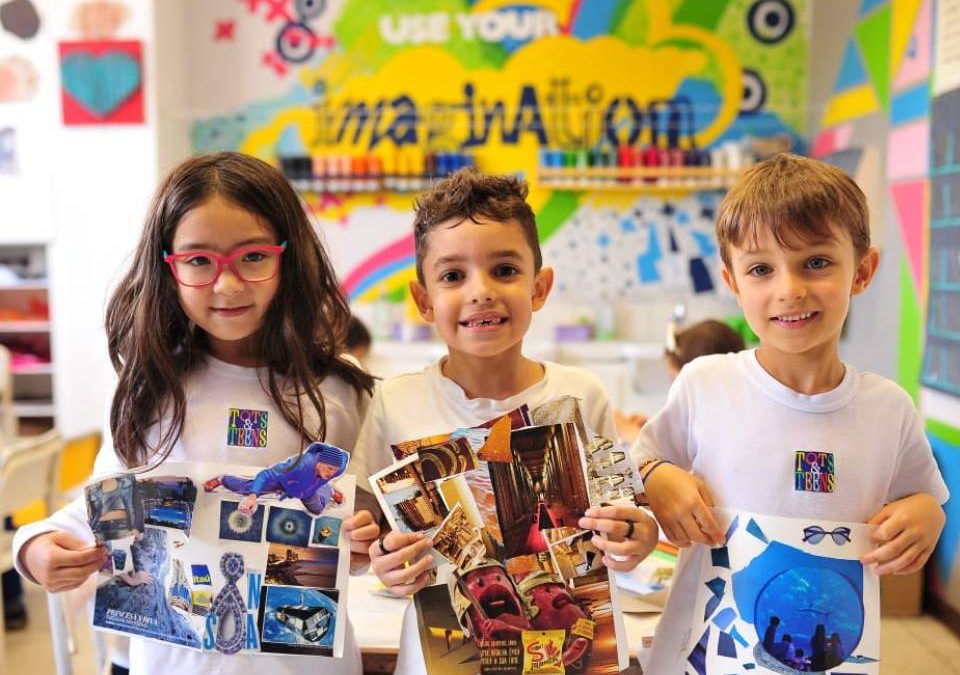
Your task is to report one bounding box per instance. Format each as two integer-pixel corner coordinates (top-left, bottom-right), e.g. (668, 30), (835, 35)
(431, 250), (525, 268)
(174, 236), (275, 252)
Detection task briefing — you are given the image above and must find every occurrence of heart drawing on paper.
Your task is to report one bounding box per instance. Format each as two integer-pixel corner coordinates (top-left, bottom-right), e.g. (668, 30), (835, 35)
(61, 50), (140, 118)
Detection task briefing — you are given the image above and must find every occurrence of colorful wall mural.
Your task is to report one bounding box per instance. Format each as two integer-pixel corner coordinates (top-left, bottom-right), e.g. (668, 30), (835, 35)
(811, 0), (960, 617)
(189, 0), (808, 305)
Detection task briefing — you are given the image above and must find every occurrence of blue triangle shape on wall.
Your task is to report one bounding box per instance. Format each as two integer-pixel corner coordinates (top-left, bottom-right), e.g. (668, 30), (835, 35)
(859, 0), (886, 17)
(835, 40), (868, 92)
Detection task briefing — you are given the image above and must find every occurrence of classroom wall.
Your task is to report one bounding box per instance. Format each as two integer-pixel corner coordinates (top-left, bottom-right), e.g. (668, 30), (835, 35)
(162, 0), (810, 344)
(0, 0), (157, 436)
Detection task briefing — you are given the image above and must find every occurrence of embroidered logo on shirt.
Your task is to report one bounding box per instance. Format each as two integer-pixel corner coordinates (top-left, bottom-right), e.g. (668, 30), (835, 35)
(794, 450), (835, 493)
(227, 408), (268, 448)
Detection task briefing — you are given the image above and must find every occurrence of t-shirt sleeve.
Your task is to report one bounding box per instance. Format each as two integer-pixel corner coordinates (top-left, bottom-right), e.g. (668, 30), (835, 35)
(631, 366), (693, 470)
(887, 399), (949, 504)
(13, 396), (127, 582)
(349, 382), (393, 493)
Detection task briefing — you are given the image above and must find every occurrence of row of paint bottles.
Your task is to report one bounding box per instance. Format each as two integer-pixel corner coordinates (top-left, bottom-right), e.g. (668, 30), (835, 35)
(279, 150), (475, 193)
(538, 139), (753, 186)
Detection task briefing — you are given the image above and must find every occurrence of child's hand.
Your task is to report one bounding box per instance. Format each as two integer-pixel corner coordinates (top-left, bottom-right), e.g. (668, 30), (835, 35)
(578, 505), (658, 572)
(19, 531), (108, 592)
(643, 463), (723, 547)
(368, 531), (435, 597)
(343, 509), (380, 573)
(862, 493), (945, 575)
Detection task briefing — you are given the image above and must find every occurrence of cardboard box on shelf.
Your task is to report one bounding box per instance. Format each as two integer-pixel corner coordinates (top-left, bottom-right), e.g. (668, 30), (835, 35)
(880, 569), (924, 616)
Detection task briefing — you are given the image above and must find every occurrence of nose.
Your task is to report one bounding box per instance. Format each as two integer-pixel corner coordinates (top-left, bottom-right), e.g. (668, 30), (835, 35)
(213, 263), (245, 295)
(468, 273), (494, 304)
(776, 270), (806, 302)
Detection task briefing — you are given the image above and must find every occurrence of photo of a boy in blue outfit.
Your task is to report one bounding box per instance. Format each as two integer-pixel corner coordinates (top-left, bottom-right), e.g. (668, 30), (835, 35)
(203, 442), (349, 515)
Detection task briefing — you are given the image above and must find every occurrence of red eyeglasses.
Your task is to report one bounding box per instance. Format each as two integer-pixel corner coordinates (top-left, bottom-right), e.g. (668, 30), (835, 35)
(162, 241), (288, 288)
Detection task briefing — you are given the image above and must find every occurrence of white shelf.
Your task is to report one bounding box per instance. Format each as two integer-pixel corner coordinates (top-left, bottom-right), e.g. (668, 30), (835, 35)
(13, 400), (55, 417)
(0, 320), (50, 332)
(0, 281), (48, 291)
(12, 363), (53, 375)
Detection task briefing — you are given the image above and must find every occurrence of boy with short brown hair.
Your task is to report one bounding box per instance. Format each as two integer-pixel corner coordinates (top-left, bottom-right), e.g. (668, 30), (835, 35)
(352, 167), (658, 675)
(634, 153), (948, 674)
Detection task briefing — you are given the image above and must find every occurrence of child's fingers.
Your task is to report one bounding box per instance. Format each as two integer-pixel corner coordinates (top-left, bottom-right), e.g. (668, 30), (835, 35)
(872, 543), (924, 576)
(369, 534), (432, 576)
(591, 534), (650, 561)
(348, 522), (381, 547)
(690, 502), (723, 545)
(601, 553), (643, 572)
(677, 511), (713, 546)
(897, 547), (932, 575)
(861, 531), (913, 567)
(388, 569), (434, 597)
(870, 516), (905, 545)
(661, 520), (691, 548)
(867, 504), (894, 527)
(53, 543), (108, 570)
(48, 558), (105, 592)
(369, 531), (425, 560)
(377, 550), (435, 591)
(344, 510), (374, 530)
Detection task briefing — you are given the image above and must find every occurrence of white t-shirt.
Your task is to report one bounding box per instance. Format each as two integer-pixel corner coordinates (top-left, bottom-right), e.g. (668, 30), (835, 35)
(13, 356), (369, 675)
(351, 359), (617, 675)
(631, 349), (949, 675)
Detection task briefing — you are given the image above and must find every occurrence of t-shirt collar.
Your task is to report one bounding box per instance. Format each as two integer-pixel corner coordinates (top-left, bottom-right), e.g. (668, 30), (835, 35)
(741, 348), (858, 413)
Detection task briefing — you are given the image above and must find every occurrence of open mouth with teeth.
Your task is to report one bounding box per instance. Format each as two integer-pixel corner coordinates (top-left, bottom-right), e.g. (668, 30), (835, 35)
(460, 316), (507, 328)
(476, 584), (523, 619)
(772, 310), (819, 324)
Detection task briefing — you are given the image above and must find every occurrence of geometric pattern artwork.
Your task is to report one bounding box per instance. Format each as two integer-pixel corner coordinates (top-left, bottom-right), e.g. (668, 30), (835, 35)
(889, 179), (926, 292)
(892, 0), (931, 90)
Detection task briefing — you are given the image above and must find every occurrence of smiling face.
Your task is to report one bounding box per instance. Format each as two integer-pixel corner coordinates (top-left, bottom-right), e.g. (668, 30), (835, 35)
(721, 223), (878, 380)
(410, 217), (553, 365)
(170, 195), (281, 365)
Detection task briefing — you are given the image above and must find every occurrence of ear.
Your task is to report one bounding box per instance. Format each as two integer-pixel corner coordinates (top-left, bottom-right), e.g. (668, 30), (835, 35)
(851, 247), (880, 295)
(531, 266), (554, 312)
(409, 279), (434, 322)
(721, 266), (742, 305)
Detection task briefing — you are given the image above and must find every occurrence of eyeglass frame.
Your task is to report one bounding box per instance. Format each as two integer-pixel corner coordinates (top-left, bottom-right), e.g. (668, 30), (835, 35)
(162, 241), (288, 288)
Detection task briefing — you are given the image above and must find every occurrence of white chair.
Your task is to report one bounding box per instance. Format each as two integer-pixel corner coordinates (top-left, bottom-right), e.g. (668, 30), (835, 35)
(0, 430), (64, 661)
(46, 432), (112, 675)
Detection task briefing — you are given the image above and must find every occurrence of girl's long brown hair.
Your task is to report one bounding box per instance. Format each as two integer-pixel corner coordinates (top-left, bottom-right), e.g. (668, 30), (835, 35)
(105, 152), (374, 468)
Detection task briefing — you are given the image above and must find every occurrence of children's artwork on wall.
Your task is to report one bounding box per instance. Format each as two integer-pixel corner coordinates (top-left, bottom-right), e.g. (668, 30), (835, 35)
(59, 39), (143, 124)
(71, 0), (130, 40)
(85, 459), (356, 659)
(0, 55), (38, 102)
(0, 0), (40, 39)
(185, 0), (809, 306)
(687, 508), (879, 675)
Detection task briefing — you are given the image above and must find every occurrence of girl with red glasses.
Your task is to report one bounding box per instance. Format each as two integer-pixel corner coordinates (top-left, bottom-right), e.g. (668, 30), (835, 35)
(14, 152), (379, 675)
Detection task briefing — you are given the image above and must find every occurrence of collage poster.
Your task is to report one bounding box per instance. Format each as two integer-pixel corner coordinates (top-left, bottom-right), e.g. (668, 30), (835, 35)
(369, 396), (642, 674)
(84, 445), (355, 658)
(688, 509), (880, 675)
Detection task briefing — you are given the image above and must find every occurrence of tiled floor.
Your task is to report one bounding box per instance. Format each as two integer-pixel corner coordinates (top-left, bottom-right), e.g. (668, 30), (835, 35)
(6, 582), (960, 674)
